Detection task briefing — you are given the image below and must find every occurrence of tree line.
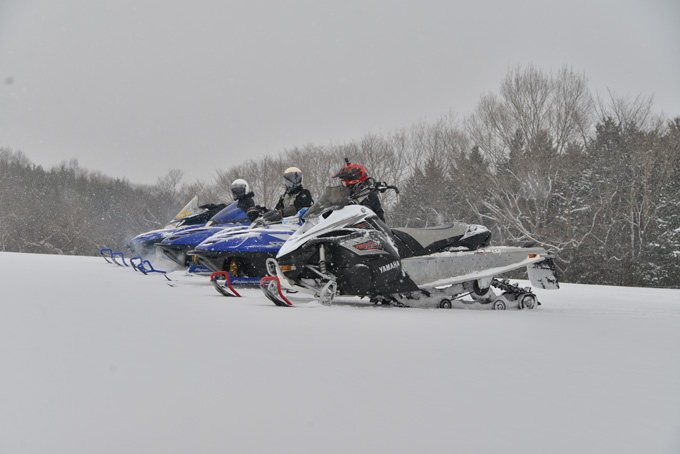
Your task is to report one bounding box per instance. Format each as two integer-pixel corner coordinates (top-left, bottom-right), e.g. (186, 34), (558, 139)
(1, 65), (678, 287)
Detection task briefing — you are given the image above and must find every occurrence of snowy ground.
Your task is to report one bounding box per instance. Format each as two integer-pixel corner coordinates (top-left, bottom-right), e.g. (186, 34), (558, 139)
(1, 251), (679, 454)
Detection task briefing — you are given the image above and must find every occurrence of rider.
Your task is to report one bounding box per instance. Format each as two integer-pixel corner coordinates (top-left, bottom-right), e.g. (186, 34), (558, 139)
(332, 162), (386, 222)
(230, 179), (263, 222)
(275, 167), (314, 217)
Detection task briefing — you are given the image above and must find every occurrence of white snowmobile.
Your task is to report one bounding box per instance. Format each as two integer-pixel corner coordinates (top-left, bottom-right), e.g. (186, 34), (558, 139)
(261, 184), (559, 309)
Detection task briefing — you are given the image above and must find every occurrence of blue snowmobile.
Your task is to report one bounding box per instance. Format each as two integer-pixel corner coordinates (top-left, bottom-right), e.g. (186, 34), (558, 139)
(190, 212), (305, 288)
(127, 196), (227, 261)
(154, 201), (252, 269)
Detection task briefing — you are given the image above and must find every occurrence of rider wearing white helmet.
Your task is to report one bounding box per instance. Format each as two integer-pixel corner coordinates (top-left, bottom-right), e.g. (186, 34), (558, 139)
(274, 167), (314, 217)
(230, 179), (262, 221)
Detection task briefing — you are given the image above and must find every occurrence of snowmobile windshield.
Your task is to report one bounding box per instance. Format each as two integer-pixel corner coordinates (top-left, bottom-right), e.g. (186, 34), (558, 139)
(164, 196), (206, 229)
(303, 185), (352, 219)
(206, 201), (250, 225)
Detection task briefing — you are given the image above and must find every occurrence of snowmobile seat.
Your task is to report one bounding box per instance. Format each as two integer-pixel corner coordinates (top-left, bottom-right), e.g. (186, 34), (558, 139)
(391, 223), (490, 258)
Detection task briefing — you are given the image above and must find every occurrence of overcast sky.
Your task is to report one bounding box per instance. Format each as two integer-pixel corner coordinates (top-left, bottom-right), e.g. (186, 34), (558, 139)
(1, 0), (679, 186)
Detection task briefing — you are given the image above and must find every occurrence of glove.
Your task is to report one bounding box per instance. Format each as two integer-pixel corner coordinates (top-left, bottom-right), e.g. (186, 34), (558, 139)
(262, 210), (283, 223)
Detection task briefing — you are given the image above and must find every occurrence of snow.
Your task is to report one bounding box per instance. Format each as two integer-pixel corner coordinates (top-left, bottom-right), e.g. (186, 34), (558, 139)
(1, 251), (679, 454)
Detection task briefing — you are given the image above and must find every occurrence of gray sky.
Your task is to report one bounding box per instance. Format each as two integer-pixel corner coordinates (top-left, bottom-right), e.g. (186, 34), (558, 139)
(1, 0), (679, 186)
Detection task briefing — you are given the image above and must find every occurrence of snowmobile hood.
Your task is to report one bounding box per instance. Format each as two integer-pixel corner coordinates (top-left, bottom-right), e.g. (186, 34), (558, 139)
(128, 223), (203, 246)
(282, 185), (372, 254)
(196, 224), (300, 253)
(196, 217), (303, 252)
(277, 204), (370, 258)
(129, 228), (170, 244)
(159, 224), (249, 246)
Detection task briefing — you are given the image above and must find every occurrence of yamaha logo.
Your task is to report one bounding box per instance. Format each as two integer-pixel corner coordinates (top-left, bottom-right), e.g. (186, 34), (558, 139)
(378, 261), (399, 274)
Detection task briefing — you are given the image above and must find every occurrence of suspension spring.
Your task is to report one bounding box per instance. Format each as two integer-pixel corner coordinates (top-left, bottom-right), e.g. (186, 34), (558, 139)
(319, 244), (327, 274)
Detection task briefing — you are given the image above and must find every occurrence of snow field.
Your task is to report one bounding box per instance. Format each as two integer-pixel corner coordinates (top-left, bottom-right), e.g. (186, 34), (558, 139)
(1, 252), (679, 454)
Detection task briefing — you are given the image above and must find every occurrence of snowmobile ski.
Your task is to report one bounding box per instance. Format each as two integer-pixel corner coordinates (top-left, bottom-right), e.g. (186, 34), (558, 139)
(138, 259), (169, 277)
(260, 276), (293, 306)
(130, 256), (142, 271)
(99, 248), (114, 264)
(111, 251), (128, 267)
(210, 271), (242, 297)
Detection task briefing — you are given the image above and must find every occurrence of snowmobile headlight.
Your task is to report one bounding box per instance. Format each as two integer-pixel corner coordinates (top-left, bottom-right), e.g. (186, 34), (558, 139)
(529, 254), (537, 258)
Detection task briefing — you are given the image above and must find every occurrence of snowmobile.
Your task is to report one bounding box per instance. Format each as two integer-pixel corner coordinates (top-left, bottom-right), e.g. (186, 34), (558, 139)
(190, 211), (305, 290)
(154, 201), (251, 269)
(127, 196), (227, 261)
(261, 184), (559, 309)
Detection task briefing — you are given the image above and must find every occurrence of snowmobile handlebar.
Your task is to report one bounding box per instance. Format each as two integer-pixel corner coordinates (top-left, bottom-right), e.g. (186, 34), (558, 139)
(375, 181), (399, 194)
(251, 210), (280, 227)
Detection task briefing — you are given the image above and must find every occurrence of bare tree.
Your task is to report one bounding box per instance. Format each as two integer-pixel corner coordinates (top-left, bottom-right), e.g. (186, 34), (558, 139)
(462, 65), (599, 268)
(466, 64), (594, 165)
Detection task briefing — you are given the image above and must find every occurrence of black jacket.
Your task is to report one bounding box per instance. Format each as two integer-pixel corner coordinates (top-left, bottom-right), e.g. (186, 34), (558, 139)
(236, 192), (255, 212)
(236, 192), (261, 221)
(275, 186), (314, 217)
(361, 191), (385, 222)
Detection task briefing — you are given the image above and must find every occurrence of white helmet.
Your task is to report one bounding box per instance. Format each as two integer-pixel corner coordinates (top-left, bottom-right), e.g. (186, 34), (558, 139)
(230, 179), (250, 200)
(283, 167), (303, 189)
